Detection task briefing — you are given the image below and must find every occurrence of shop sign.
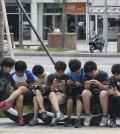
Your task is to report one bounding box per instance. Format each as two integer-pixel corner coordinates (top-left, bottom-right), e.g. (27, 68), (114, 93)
(65, 3), (86, 14)
(89, 6), (120, 15)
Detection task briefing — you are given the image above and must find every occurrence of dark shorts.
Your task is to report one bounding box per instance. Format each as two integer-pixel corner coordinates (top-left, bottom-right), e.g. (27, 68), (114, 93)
(23, 89), (34, 103)
(67, 94), (82, 101)
(0, 92), (9, 102)
(90, 88), (101, 103)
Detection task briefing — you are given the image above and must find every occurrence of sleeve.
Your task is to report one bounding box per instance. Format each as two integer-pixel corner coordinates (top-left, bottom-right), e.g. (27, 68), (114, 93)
(26, 71), (35, 83)
(109, 76), (116, 87)
(9, 73), (15, 87)
(102, 72), (109, 85)
(46, 74), (54, 87)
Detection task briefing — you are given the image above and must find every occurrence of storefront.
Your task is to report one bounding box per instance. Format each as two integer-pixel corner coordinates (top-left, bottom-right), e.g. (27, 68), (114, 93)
(89, 6), (120, 41)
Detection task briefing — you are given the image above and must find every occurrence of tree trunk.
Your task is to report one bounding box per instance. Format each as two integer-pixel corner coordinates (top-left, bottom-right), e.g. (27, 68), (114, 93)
(0, 1), (4, 63)
(60, 0), (66, 48)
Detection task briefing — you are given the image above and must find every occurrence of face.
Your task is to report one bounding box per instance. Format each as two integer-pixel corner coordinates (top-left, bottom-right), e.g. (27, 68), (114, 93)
(87, 70), (98, 79)
(36, 73), (45, 79)
(16, 71), (24, 77)
(56, 70), (64, 77)
(114, 74), (120, 80)
(3, 66), (14, 73)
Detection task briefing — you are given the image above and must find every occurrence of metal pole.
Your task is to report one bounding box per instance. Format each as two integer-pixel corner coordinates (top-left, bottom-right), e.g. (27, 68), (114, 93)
(16, 0), (55, 65)
(104, 0), (108, 53)
(1, 0), (14, 59)
(86, 0), (89, 44)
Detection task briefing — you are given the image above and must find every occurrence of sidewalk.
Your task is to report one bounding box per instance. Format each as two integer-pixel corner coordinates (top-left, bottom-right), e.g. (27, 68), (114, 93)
(13, 40), (120, 57)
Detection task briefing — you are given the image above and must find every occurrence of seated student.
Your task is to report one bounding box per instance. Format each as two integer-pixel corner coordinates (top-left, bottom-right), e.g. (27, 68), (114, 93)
(0, 60), (35, 126)
(0, 57), (15, 112)
(29, 65), (50, 126)
(64, 59), (84, 128)
(82, 61), (109, 127)
(47, 61), (69, 126)
(108, 64), (120, 128)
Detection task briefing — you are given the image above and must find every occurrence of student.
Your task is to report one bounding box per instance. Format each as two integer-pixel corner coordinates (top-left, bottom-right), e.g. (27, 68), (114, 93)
(47, 61), (69, 126)
(82, 61), (109, 127)
(0, 57), (15, 112)
(0, 60), (34, 126)
(29, 65), (50, 126)
(108, 64), (120, 128)
(64, 59), (84, 128)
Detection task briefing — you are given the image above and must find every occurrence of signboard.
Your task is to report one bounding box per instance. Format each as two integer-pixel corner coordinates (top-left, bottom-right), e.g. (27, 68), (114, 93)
(65, 3), (86, 14)
(89, 6), (120, 15)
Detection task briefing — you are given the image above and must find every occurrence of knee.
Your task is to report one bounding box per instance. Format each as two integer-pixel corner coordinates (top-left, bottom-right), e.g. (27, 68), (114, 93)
(49, 92), (56, 99)
(19, 86), (27, 93)
(82, 90), (90, 98)
(36, 90), (42, 96)
(100, 91), (108, 98)
(67, 99), (73, 105)
(16, 94), (24, 102)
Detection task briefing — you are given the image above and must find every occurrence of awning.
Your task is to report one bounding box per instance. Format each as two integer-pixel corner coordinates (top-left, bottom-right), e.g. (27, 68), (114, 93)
(5, 0), (31, 3)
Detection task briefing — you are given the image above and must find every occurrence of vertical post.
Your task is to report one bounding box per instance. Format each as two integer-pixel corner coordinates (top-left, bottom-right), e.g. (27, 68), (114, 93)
(86, 0), (89, 44)
(1, 0), (14, 59)
(103, 0), (108, 53)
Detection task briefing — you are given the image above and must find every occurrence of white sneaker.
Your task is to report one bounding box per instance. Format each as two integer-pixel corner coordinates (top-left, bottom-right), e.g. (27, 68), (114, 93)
(84, 113), (93, 127)
(99, 116), (108, 127)
(56, 112), (65, 120)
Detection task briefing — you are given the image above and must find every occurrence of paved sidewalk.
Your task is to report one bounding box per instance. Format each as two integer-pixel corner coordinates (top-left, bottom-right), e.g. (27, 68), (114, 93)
(12, 40), (120, 57)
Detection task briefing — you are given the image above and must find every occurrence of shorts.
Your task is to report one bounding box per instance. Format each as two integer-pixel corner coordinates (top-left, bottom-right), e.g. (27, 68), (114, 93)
(67, 94), (82, 101)
(23, 89), (34, 103)
(56, 92), (67, 105)
(90, 88), (101, 103)
(0, 92), (9, 102)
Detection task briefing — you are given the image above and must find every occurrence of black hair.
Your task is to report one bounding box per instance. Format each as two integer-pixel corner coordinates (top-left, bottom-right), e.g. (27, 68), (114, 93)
(0, 57), (15, 68)
(68, 59), (81, 72)
(32, 65), (44, 76)
(15, 60), (27, 72)
(111, 64), (120, 75)
(84, 61), (97, 73)
(54, 61), (66, 72)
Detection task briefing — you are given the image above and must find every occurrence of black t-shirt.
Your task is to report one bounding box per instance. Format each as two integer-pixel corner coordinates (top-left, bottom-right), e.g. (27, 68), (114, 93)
(84, 70), (109, 89)
(0, 67), (9, 93)
(109, 76), (120, 92)
(47, 73), (70, 92)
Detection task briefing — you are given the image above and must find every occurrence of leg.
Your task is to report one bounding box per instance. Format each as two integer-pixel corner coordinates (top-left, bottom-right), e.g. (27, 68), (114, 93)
(16, 94), (24, 126)
(82, 89), (92, 114)
(0, 101), (13, 112)
(5, 86), (27, 104)
(33, 96), (39, 120)
(76, 99), (82, 119)
(99, 91), (108, 116)
(67, 98), (73, 119)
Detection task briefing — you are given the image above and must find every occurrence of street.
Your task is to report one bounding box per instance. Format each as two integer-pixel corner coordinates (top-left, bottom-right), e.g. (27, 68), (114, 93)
(14, 56), (120, 76)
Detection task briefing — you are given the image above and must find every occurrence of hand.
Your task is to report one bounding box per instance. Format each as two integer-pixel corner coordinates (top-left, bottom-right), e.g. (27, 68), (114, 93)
(85, 81), (91, 90)
(53, 78), (58, 87)
(67, 79), (73, 85)
(93, 80), (99, 86)
(60, 80), (65, 87)
(74, 81), (81, 87)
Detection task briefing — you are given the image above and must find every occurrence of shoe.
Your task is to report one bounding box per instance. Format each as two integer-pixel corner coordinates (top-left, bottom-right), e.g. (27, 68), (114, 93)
(0, 101), (6, 108)
(75, 119), (81, 128)
(18, 117), (24, 126)
(41, 111), (47, 120)
(29, 119), (39, 126)
(56, 112), (65, 120)
(84, 113), (93, 127)
(64, 118), (72, 127)
(99, 116), (108, 127)
(50, 117), (58, 127)
(108, 119), (116, 128)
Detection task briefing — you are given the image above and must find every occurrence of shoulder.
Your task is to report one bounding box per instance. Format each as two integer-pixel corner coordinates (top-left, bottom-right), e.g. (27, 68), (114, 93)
(99, 70), (108, 76)
(25, 69), (33, 75)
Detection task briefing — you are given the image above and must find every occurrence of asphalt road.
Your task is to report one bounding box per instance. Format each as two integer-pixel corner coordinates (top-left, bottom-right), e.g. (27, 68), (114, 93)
(0, 118), (120, 134)
(14, 56), (120, 76)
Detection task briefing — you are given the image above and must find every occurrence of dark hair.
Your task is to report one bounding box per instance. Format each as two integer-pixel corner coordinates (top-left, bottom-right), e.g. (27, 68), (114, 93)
(32, 65), (44, 76)
(68, 59), (81, 72)
(84, 61), (97, 73)
(15, 60), (27, 72)
(54, 61), (66, 72)
(111, 64), (120, 75)
(0, 57), (15, 68)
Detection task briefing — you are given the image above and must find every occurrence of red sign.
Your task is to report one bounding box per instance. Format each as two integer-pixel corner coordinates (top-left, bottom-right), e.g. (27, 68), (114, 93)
(65, 3), (86, 14)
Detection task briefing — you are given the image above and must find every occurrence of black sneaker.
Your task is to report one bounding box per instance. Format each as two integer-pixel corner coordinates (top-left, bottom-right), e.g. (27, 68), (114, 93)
(64, 118), (72, 127)
(41, 111), (47, 120)
(75, 119), (81, 128)
(29, 119), (39, 126)
(108, 119), (116, 128)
